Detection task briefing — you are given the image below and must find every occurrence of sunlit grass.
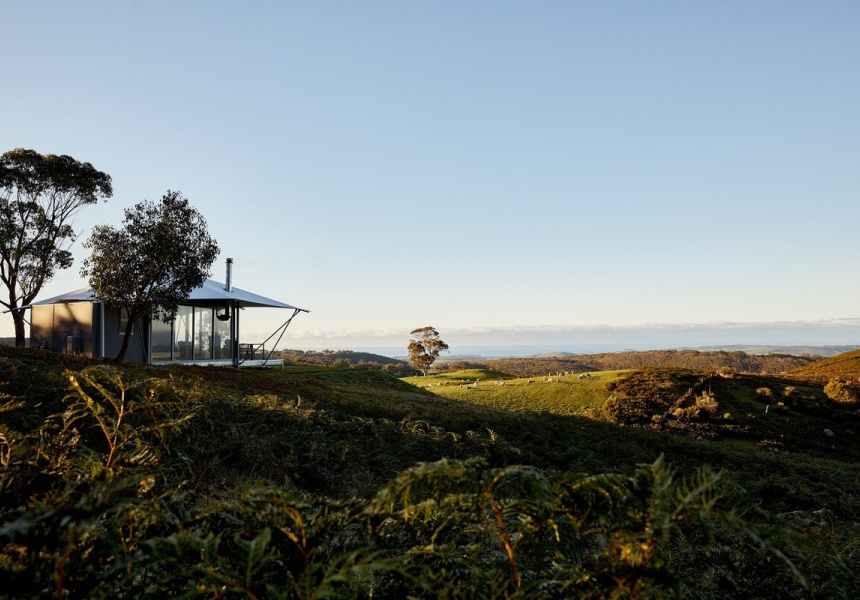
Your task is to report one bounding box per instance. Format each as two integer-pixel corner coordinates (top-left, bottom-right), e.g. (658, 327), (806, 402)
(403, 369), (629, 416)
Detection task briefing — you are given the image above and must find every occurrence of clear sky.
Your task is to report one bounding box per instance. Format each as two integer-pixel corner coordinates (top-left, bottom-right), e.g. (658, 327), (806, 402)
(2, 1), (859, 355)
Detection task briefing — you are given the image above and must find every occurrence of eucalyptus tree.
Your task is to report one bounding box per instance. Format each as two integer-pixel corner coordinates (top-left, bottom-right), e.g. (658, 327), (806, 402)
(81, 190), (219, 363)
(0, 149), (112, 345)
(408, 326), (449, 376)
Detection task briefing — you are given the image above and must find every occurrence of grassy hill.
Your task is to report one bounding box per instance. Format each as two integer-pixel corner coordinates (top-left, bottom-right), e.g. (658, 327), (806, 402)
(403, 369), (623, 417)
(407, 367), (858, 459)
(787, 348), (860, 384)
(2, 345), (860, 598)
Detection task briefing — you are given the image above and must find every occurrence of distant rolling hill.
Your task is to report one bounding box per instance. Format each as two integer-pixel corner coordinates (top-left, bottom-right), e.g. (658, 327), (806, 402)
(277, 348), (405, 364)
(477, 349), (819, 378)
(690, 344), (860, 357)
(275, 348), (411, 374)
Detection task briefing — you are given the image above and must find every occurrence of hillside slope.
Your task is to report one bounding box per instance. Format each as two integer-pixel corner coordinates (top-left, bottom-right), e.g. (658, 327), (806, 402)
(787, 348), (860, 384)
(2, 346), (857, 513)
(412, 367), (860, 464)
(2, 345), (860, 598)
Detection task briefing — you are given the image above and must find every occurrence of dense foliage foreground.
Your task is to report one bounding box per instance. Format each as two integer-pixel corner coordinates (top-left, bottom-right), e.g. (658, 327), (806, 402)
(1, 347), (859, 598)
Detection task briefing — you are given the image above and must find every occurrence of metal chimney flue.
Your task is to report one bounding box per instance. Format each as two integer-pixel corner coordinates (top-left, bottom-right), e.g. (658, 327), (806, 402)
(225, 258), (233, 292)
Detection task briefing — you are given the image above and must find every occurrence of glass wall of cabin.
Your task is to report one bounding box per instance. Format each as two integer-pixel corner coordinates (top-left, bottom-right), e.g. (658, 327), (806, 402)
(215, 308), (231, 358)
(160, 304), (232, 362)
(194, 306), (213, 359)
(174, 305), (194, 359)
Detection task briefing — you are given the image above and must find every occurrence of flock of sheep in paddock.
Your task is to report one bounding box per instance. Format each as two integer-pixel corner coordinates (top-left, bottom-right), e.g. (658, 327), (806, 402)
(423, 372), (596, 390)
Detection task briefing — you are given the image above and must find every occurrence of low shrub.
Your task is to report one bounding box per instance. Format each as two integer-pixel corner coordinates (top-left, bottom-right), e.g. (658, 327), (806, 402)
(824, 377), (859, 405)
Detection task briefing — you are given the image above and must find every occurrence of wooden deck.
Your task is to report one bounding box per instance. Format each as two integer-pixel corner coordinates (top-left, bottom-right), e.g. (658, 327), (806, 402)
(152, 358), (285, 369)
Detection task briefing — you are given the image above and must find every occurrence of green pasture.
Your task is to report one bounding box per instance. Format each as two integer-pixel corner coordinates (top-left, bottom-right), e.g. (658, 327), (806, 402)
(402, 369), (628, 415)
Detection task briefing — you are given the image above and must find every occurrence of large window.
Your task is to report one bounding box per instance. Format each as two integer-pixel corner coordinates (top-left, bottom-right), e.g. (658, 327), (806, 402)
(160, 304), (231, 361)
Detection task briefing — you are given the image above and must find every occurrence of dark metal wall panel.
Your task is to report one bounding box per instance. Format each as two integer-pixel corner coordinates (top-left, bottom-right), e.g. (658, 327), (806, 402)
(102, 308), (148, 363)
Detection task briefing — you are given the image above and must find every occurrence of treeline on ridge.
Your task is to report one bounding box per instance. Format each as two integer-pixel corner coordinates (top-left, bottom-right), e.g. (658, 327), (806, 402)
(449, 349), (819, 378)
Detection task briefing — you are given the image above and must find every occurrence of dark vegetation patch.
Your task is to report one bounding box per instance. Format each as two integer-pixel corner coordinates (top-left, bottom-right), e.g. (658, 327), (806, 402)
(595, 368), (860, 458)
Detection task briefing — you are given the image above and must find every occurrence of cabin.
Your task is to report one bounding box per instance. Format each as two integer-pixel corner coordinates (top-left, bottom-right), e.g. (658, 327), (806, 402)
(25, 259), (307, 367)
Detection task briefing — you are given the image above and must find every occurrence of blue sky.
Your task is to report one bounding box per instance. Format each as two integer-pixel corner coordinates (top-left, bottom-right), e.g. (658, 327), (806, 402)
(2, 2), (859, 354)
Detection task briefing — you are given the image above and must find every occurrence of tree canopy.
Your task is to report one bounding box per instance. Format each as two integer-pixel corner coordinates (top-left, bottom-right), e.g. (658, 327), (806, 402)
(80, 190), (219, 363)
(0, 148), (112, 345)
(407, 326), (449, 376)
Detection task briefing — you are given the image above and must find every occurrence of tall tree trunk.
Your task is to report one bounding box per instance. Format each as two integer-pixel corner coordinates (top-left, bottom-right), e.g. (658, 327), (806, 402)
(115, 317), (137, 364)
(12, 308), (26, 346)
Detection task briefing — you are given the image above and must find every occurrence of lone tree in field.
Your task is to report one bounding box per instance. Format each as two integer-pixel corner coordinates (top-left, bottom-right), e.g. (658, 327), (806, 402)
(407, 326), (449, 376)
(81, 190), (219, 363)
(0, 149), (112, 345)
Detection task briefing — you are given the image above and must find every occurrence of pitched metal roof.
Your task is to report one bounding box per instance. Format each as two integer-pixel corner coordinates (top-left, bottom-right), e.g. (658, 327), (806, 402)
(29, 287), (94, 306)
(187, 279), (307, 310)
(26, 280), (308, 311)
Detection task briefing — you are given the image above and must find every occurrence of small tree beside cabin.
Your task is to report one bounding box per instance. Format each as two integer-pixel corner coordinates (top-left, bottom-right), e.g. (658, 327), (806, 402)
(407, 326), (449, 376)
(80, 191), (219, 364)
